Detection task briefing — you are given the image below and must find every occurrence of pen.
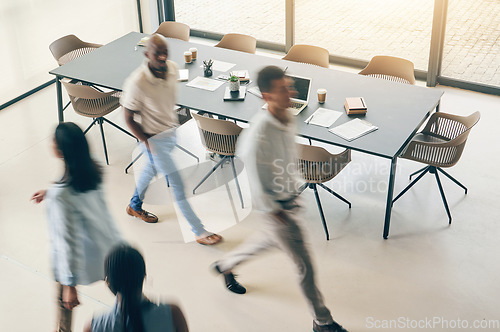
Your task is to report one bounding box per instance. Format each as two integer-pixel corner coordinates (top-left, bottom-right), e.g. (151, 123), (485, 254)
(306, 113), (315, 124)
(284, 66), (288, 73)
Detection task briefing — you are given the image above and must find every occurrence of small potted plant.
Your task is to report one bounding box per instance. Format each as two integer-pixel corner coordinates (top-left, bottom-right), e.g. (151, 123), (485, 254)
(229, 75), (240, 92)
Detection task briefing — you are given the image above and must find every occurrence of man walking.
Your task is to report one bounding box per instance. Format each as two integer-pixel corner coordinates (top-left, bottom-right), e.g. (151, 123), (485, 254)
(121, 34), (221, 245)
(212, 66), (348, 331)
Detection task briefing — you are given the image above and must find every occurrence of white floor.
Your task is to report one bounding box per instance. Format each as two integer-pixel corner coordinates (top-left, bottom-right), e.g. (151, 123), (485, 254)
(1, 74), (499, 331)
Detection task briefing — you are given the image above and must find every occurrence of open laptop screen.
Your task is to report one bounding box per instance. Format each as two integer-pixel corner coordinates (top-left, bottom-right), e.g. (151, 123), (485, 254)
(285, 74), (311, 102)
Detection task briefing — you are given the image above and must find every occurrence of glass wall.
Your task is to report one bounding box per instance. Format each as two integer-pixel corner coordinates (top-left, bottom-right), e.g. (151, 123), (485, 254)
(175, 0), (285, 45)
(295, 0), (434, 71)
(441, 0), (500, 86)
(0, 0), (139, 105)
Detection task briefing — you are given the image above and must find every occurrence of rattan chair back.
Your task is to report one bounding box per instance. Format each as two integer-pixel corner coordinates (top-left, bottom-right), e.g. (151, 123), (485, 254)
(283, 44), (330, 68)
(359, 55), (415, 84)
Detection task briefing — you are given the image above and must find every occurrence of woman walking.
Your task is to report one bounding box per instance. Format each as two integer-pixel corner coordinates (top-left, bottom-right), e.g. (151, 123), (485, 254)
(31, 122), (123, 332)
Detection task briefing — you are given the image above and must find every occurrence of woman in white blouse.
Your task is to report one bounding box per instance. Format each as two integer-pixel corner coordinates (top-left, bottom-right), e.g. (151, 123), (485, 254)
(31, 122), (123, 332)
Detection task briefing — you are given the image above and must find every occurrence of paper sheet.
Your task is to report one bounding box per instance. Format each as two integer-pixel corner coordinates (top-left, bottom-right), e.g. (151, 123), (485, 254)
(304, 108), (342, 127)
(200, 60), (236, 72)
(329, 118), (378, 141)
(186, 76), (224, 91)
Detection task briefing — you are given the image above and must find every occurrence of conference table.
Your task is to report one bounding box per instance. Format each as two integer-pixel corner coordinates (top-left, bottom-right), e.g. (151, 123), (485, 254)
(49, 31), (443, 239)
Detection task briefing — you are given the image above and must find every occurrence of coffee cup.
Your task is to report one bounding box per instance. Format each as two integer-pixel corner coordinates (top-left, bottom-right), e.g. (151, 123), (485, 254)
(317, 88), (327, 103)
(189, 48), (198, 60)
(184, 51), (192, 63)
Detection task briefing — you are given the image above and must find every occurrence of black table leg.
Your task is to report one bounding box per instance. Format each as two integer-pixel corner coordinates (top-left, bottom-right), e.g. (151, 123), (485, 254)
(56, 76), (64, 123)
(383, 157), (398, 239)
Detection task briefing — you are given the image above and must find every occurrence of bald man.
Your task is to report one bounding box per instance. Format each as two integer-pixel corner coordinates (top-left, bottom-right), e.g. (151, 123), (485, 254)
(121, 34), (222, 245)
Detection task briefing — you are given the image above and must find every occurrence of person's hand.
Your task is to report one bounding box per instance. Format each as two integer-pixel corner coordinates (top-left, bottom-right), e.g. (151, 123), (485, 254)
(62, 285), (80, 311)
(30, 190), (46, 204)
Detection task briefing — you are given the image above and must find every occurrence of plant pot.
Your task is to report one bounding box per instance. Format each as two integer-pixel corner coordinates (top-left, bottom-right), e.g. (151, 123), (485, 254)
(229, 80), (240, 92)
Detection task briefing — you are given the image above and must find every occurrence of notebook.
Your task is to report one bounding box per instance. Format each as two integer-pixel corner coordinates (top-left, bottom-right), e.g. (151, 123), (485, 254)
(262, 74), (312, 115)
(329, 119), (378, 141)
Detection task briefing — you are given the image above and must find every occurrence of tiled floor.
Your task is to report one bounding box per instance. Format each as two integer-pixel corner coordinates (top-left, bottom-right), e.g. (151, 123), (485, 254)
(1, 60), (499, 331)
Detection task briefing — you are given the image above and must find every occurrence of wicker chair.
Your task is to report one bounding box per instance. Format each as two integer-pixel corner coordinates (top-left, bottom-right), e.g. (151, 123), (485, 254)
(282, 44), (330, 68)
(191, 112), (244, 208)
(49, 34), (102, 66)
(393, 111), (481, 223)
(124, 107), (200, 175)
(359, 55), (415, 84)
(62, 81), (136, 165)
(155, 21), (190, 41)
(297, 144), (351, 240)
(215, 33), (257, 54)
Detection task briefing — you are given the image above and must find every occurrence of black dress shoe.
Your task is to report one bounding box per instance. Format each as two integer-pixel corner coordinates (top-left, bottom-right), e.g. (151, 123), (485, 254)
(313, 320), (348, 332)
(212, 262), (247, 294)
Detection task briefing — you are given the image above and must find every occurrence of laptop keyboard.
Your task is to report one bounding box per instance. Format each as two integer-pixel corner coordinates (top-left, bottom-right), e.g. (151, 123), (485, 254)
(291, 101), (304, 109)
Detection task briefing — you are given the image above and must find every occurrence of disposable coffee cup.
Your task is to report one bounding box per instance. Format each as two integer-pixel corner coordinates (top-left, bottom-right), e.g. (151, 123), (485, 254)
(184, 51), (192, 63)
(317, 88), (327, 103)
(189, 48), (198, 60)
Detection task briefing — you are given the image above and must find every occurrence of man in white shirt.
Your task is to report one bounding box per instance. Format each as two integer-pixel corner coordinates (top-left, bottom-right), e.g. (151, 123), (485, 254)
(212, 66), (348, 332)
(121, 34), (221, 245)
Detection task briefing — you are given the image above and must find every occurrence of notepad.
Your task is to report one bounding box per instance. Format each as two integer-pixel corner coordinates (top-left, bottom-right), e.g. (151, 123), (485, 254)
(200, 60), (236, 72)
(304, 108), (343, 127)
(329, 119), (378, 141)
(178, 69), (189, 82)
(186, 76), (224, 91)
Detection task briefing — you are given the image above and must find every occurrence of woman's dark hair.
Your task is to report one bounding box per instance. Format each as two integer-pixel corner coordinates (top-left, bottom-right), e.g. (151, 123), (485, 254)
(105, 244), (148, 332)
(54, 122), (102, 192)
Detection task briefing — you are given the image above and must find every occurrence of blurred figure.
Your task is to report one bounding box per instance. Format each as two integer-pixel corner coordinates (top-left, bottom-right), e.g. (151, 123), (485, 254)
(211, 66), (348, 332)
(122, 33), (221, 245)
(84, 244), (188, 332)
(31, 122), (123, 332)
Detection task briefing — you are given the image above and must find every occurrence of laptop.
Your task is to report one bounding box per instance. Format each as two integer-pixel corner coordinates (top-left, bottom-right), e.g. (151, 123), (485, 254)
(262, 73), (312, 116)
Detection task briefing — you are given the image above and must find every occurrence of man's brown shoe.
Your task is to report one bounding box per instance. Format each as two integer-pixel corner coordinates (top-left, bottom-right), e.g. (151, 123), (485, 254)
(126, 205), (158, 223)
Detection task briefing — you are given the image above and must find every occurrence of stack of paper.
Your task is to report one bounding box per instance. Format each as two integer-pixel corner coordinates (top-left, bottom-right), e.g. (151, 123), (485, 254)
(186, 76), (224, 91)
(304, 108), (343, 127)
(329, 119), (378, 141)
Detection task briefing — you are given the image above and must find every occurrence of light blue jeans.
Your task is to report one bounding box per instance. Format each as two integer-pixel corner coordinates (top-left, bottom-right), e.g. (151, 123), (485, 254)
(130, 130), (206, 236)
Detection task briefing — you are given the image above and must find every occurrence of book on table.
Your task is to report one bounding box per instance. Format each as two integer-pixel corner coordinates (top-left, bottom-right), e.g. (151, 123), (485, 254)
(344, 97), (367, 115)
(223, 86), (247, 101)
(329, 118), (378, 141)
(230, 70), (250, 82)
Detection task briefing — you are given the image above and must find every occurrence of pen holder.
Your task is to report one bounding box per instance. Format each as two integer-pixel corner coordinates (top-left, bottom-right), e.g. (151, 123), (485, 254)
(203, 61), (213, 77)
(204, 68), (213, 77)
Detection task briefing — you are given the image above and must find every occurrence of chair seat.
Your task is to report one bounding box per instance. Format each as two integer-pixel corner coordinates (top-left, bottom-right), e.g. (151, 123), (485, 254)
(58, 47), (99, 66)
(72, 96), (120, 118)
(411, 133), (448, 144)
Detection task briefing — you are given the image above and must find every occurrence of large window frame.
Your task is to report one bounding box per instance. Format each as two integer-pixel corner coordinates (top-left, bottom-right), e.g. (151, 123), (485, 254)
(170, 0), (499, 96)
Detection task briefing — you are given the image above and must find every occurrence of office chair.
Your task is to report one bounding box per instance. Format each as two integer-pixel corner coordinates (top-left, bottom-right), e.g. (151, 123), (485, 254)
(191, 112), (244, 208)
(62, 81), (136, 165)
(215, 33), (257, 54)
(49, 34), (102, 66)
(155, 21), (190, 41)
(297, 144), (351, 240)
(124, 107), (200, 174)
(393, 111), (480, 223)
(359, 55), (416, 84)
(49, 35), (103, 112)
(282, 44), (330, 68)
